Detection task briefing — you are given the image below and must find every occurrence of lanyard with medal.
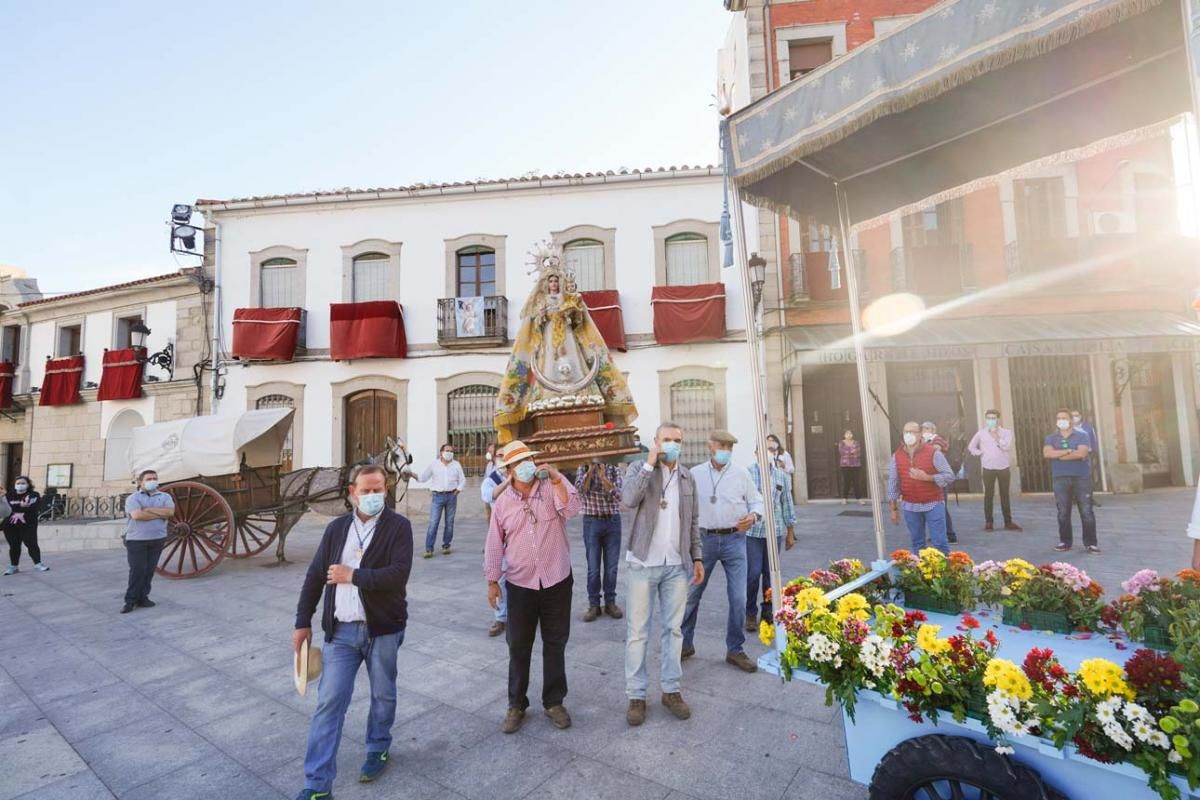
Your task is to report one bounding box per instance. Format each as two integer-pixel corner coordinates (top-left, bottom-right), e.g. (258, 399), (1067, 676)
(659, 467), (677, 510)
(708, 464), (729, 504)
(352, 518), (371, 562)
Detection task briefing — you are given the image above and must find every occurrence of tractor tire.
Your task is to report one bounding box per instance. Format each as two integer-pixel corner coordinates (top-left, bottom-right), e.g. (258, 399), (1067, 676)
(869, 734), (1063, 800)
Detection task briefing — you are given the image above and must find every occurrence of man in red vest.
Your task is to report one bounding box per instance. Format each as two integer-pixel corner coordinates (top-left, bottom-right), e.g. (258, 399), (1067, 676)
(888, 421), (955, 554)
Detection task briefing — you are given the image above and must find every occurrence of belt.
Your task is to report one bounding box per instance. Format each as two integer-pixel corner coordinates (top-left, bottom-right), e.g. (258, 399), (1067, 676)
(585, 513), (620, 519)
(703, 527), (738, 535)
(432, 490), (457, 494)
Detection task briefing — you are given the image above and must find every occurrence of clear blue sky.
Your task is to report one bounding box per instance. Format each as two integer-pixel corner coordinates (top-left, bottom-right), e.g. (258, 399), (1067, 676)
(0, 0), (730, 294)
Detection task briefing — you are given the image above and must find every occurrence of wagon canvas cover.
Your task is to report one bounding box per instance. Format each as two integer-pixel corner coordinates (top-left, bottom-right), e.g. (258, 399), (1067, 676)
(127, 408), (295, 483)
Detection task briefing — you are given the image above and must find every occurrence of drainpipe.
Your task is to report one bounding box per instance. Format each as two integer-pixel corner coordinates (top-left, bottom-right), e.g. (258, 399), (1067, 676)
(203, 213), (223, 415)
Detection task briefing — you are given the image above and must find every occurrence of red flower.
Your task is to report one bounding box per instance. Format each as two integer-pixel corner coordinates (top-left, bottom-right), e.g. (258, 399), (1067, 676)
(1049, 664), (1067, 680)
(604, 421), (614, 429)
(1124, 649), (1184, 694)
(960, 614), (981, 630)
(985, 630), (999, 647)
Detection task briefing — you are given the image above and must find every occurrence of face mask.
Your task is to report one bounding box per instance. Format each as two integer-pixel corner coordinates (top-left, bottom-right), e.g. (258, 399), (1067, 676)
(441, 451), (454, 462)
(713, 449), (732, 466)
(14, 483), (27, 493)
(922, 432), (935, 443)
(903, 432), (918, 446)
(661, 441), (682, 462)
(143, 480), (159, 492)
(985, 419), (998, 429)
(514, 461), (537, 483)
(357, 492), (385, 517)
(1056, 419), (1072, 430)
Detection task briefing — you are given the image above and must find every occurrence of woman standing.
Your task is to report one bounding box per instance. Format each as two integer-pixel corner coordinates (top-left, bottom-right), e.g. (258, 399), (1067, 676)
(4, 476), (48, 575)
(766, 434), (795, 474)
(837, 430), (865, 505)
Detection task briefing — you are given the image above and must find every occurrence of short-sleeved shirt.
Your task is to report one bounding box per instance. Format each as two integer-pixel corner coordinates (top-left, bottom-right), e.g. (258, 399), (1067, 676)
(1045, 430), (1091, 478)
(125, 490), (175, 541)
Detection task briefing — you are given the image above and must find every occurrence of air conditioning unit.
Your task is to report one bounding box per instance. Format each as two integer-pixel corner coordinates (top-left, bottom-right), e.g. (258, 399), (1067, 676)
(1091, 210), (1136, 236)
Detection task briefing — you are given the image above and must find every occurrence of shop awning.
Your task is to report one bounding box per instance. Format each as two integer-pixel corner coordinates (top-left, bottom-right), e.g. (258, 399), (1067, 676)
(724, 0), (1190, 228)
(786, 311), (1200, 358)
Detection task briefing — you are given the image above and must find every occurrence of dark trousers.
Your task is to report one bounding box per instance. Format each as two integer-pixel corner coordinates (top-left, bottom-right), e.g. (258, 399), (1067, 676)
(1052, 474), (1097, 548)
(745, 534), (781, 621)
(582, 515), (621, 607)
(505, 573), (572, 711)
(839, 466), (862, 500)
(982, 468), (1013, 525)
(5, 525), (41, 566)
(125, 538), (165, 604)
(942, 489), (956, 535)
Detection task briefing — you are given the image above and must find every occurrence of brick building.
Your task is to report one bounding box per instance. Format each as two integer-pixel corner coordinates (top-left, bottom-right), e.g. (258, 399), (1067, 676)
(721, 0), (1200, 499)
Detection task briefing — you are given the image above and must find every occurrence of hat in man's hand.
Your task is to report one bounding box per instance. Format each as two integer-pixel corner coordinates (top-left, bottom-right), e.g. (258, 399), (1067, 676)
(293, 638), (322, 696)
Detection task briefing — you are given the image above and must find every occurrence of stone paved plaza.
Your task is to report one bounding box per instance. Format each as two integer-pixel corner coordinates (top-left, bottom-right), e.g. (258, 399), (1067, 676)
(2, 488), (1196, 800)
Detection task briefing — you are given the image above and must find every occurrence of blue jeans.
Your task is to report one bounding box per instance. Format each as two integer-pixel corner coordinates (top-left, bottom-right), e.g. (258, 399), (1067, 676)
(425, 492), (457, 551)
(303, 622), (404, 793)
(902, 505), (949, 554)
(582, 515), (622, 607)
(681, 531), (748, 655)
(745, 535), (782, 621)
(1053, 474), (1097, 548)
(625, 563), (688, 698)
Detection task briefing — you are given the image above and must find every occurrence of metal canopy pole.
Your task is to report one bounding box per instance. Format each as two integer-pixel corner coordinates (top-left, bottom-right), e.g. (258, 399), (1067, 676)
(834, 182), (888, 562)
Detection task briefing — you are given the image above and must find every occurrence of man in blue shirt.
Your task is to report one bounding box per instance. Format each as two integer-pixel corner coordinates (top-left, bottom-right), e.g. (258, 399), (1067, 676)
(122, 469), (175, 614)
(1044, 408), (1100, 554)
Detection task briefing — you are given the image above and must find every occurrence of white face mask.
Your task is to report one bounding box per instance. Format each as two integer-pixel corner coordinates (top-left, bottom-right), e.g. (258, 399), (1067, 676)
(441, 451), (454, 462)
(903, 432), (918, 446)
(1056, 419), (1072, 430)
(922, 432), (935, 443)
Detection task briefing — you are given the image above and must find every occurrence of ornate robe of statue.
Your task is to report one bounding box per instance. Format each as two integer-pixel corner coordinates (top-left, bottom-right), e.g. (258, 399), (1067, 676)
(494, 255), (636, 444)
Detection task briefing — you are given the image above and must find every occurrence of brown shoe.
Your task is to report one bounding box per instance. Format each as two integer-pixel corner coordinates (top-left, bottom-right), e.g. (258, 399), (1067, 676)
(1004, 522), (1024, 532)
(544, 704), (572, 729)
(626, 699), (646, 726)
(582, 605), (601, 622)
(501, 707), (525, 734)
(605, 603), (624, 619)
(745, 614), (757, 632)
(661, 692), (691, 720)
(488, 621), (505, 637)
(984, 522), (994, 532)
(681, 645), (695, 660)
(725, 651), (758, 673)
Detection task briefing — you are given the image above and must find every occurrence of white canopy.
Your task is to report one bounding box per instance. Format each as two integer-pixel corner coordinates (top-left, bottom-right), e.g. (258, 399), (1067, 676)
(127, 408), (295, 483)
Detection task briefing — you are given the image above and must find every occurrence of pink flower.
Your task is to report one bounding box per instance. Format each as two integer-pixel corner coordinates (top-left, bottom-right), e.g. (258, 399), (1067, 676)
(1047, 561), (1092, 592)
(1120, 569), (1160, 597)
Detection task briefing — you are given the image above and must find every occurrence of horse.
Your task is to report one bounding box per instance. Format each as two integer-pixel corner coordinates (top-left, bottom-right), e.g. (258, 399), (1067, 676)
(271, 436), (414, 564)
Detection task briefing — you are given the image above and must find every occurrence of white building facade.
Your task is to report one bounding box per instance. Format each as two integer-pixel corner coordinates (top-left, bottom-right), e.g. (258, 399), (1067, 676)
(199, 167), (759, 512)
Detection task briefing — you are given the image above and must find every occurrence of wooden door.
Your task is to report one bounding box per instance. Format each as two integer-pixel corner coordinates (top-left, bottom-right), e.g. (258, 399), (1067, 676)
(344, 389), (396, 466)
(801, 365), (861, 499)
(3, 442), (22, 487)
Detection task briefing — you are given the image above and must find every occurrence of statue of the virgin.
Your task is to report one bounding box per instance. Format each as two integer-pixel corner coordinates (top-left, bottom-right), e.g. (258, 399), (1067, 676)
(494, 244), (637, 444)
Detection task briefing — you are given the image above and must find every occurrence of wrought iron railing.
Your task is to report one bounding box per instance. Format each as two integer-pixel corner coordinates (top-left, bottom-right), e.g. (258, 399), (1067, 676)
(789, 250), (868, 303)
(437, 296), (508, 346)
(37, 493), (130, 522)
(890, 243), (974, 295)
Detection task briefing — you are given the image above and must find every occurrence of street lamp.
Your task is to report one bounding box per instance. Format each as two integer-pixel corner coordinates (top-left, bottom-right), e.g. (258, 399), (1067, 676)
(169, 203), (201, 256)
(128, 321), (175, 380)
(749, 251), (767, 309)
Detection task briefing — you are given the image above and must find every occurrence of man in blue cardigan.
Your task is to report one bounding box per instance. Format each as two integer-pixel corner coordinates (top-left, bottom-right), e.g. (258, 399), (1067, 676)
(293, 463), (414, 800)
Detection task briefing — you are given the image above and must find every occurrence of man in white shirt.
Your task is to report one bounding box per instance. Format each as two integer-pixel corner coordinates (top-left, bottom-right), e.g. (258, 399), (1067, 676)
(619, 422), (704, 726)
(418, 443), (466, 558)
(680, 430), (764, 673)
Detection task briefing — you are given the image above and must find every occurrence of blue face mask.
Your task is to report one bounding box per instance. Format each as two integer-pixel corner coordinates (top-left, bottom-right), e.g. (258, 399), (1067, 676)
(143, 480), (159, 492)
(712, 449), (732, 466)
(14, 483), (28, 493)
(357, 492), (385, 517)
(515, 461), (537, 483)
(985, 418), (998, 429)
(660, 441), (682, 462)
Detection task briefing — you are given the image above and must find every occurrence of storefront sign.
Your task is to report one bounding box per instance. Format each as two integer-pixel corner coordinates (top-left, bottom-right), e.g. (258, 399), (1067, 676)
(808, 336), (1199, 364)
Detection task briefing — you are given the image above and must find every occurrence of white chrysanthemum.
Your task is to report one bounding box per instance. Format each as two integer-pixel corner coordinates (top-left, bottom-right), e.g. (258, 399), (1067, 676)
(995, 745), (1015, 755)
(1170, 750), (1184, 764)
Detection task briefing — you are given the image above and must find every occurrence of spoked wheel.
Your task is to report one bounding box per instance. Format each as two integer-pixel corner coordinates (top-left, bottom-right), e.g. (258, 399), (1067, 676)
(228, 510), (280, 558)
(156, 482), (235, 579)
(869, 735), (1062, 800)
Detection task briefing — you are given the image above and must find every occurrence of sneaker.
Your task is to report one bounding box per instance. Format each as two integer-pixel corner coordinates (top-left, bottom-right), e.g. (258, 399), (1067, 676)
(604, 603), (624, 620)
(725, 651), (757, 673)
(359, 751), (389, 783)
(947, 532), (958, 544)
(1004, 522), (1024, 532)
(661, 692), (691, 720)
(441, 545), (451, 556)
(745, 614), (757, 633)
(582, 605), (601, 622)
(423, 550), (433, 559)
(2, 565), (16, 576)
(488, 621), (506, 637)
(544, 704), (572, 729)
(626, 699), (646, 726)
(501, 706), (525, 734)
(1054, 543), (1072, 552)
(1087, 545), (1102, 555)
(33, 563), (49, 572)
(120, 602), (135, 614)
(681, 645), (695, 660)
(294, 791), (333, 800)
(984, 522), (994, 532)
(137, 599), (156, 608)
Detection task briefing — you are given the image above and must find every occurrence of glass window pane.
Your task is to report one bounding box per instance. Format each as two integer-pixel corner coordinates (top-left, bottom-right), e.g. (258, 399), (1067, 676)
(459, 266), (476, 286)
(261, 264), (300, 307)
(479, 253), (495, 267)
(665, 238), (708, 286)
(480, 282), (495, 297)
(565, 242), (604, 291)
(352, 258), (389, 302)
(480, 265), (495, 282)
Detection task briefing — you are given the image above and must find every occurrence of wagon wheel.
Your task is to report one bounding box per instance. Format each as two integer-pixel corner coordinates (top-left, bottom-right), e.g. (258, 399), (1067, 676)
(228, 510), (280, 558)
(156, 482), (234, 579)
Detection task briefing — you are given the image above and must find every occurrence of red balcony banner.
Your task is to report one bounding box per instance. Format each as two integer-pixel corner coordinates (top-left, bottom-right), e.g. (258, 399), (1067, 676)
(96, 348), (145, 401)
(330, 300), (407, 360)
(580, 290), (627, 352)
(0, 361), (14, 410)
(232, 307), (303, 361)
(650, 282), (726, 345)
(39, 355), (84, 407)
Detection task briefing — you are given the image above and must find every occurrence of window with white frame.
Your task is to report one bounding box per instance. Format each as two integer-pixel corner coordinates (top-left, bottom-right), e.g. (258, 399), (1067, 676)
(352, 252), (390, 302)
(665, 233), (709, 286)
(114, 313), (144, 350)
(255, 394), (295, 471)
(788, 39), (833, 80)
(57, 324), (82, 357)
(563, 239), (605, 292)
(260, 257), (302, 307)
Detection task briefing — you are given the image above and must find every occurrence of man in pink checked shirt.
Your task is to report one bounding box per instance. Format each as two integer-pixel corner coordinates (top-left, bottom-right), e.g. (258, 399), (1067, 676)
(484, 440), (582, 735)
(967, 409), (1023, 533)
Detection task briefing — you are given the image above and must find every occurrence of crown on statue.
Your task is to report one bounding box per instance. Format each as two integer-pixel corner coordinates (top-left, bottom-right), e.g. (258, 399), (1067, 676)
(526, 240), (576, 287)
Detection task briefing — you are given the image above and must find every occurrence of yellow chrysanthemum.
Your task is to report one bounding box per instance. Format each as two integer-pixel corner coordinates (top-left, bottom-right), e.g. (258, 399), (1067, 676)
(759, 620), (775, 647)
(794, 587), (830, 615)
(836, 593), (870, 622)
(916, 624), (950, 655)
(1079, 658), (1135, 700)
(983, 658), (1032, 700)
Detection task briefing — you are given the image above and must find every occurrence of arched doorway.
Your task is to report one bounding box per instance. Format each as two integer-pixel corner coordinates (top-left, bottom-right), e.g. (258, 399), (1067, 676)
(344, 389), (396, 466)
(105, 409), (145, 481)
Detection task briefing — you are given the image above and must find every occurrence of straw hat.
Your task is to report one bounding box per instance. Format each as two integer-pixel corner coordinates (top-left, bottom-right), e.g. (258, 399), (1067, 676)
(293, 638), (322, 696)
(498, 440), (540, 468)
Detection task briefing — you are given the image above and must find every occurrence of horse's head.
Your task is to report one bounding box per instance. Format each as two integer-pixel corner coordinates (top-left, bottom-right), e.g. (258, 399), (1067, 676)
(383, 435), (414, 480)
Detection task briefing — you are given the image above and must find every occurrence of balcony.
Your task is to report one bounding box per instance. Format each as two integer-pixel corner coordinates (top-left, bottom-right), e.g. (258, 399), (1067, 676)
(1005, 233), (1191, 291)
(437, 296), (508, 348)
(890, 243), (975, 296)
(1004, 237), (1080, 277)
(788, 250), (867, 304)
